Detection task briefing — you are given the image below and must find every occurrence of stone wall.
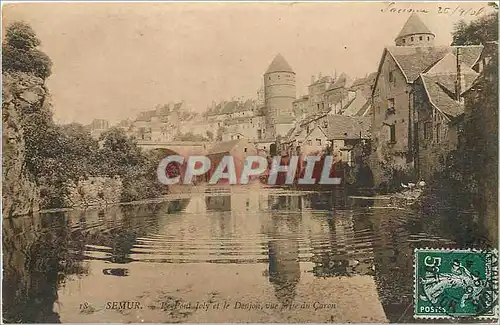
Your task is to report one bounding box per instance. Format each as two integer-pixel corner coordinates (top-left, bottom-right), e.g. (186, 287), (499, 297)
(370, 53), (413, 186)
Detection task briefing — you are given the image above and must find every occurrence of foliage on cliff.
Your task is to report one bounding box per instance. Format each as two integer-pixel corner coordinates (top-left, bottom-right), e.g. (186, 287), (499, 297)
(3, 21), (52, 79)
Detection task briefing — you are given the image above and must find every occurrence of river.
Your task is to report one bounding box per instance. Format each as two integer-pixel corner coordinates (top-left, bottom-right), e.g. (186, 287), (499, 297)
(2, 184), (488, 323)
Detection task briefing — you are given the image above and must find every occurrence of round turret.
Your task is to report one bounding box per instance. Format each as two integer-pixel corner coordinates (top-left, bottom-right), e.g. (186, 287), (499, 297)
(395, 13), (435, 46)
(263, 54), (296, 137)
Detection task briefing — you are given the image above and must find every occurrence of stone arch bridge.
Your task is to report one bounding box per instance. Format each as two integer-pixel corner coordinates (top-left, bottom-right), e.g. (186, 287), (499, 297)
(136, 140), (210, 157)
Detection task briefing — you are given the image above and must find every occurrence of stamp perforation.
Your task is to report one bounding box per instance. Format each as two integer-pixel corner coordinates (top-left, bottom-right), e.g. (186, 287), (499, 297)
(413, 247), (499, 320)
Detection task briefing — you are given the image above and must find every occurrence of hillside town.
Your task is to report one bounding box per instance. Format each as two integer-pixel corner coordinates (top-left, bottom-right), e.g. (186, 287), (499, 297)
(2, 4), (498, 324)
(85, 13), (497, 192)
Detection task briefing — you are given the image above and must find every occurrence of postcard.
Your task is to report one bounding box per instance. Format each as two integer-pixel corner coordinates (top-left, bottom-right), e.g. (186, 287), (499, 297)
(2, 1), (498, 323)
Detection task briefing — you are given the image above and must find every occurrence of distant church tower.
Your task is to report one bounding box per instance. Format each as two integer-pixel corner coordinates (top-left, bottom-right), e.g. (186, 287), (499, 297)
(264, 54), (296, 138)
(395, 13), (435, 46)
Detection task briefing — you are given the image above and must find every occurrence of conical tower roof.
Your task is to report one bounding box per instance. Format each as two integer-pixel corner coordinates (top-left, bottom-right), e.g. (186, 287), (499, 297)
(265, 53), (294, 74)
(396, 13), (434, 39)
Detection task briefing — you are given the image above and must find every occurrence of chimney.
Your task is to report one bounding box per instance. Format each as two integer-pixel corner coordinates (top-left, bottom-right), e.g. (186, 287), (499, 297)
(455, 48), (463, 102)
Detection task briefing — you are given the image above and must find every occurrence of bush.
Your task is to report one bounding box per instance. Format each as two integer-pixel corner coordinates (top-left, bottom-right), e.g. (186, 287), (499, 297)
(2, 21), (52, 79)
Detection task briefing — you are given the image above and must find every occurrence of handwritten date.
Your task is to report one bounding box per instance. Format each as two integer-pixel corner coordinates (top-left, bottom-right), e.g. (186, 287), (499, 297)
(381, 2), (486, 17)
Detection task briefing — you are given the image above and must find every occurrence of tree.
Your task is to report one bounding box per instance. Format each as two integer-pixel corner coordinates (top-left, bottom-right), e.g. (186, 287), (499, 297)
(98, 128), (167, 202)
(452, 8), (498, 45)
(98, 128), (143, 177)
(2, 21), (52, 79)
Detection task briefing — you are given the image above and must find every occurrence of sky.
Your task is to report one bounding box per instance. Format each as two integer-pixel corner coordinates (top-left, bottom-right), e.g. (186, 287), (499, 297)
(2, 1), (493, 125)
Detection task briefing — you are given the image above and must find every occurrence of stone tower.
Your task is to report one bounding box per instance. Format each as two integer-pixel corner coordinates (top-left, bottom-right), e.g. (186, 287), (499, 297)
(395, 13), (435, 46)
(264, 54), (296, 138)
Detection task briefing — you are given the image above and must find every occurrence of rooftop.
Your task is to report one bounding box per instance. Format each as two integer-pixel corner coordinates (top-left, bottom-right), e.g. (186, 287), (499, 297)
(386, 45), (483, 83)
(326, 115), (371, 139)
(208, 99), (258, 116)
(327, 73), (352, 91)
(419, 72), (478, 118)
(351, 72), (377, 89)
(396, 13), (434, 39)
(265, 53), (294, 74)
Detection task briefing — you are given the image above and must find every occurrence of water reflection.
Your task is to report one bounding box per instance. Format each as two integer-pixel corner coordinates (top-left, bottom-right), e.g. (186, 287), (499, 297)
(2, 187), (490, 323)
(2, 200), (189, 323)
(2, 213), (88, 323)
(266, 195), (302, 305)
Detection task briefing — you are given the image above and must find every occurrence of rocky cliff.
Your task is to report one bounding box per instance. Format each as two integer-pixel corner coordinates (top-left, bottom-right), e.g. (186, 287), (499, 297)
(2, 72), (46, 217)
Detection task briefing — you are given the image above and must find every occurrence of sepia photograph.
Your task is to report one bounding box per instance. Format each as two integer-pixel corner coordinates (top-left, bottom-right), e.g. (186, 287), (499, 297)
(2, 1), (499, 323)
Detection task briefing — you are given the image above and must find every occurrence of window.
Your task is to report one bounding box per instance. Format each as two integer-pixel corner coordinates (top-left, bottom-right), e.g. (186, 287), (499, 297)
(436, 123), (441, 143)
(316, 138), (322, 146)
(389, 71), (394, 83)
(387, 98), (396, 115)
(427, 36), (430, 41)
(308, 140), (312, 145)
(389, 125), (396, 143)
(388, 98), (395, 108)
(424, 122), (432, 140)
(323, 120), (328, 129)
(411, 36), (414, 41)
(419, 36), (423, 41)
(402, 38), (406, 44)
(244, 147), (247, 152)
(237, 135), (240, 139)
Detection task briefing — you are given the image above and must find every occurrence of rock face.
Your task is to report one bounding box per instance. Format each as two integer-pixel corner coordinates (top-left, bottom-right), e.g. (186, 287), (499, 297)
(2, 72), (45, 217)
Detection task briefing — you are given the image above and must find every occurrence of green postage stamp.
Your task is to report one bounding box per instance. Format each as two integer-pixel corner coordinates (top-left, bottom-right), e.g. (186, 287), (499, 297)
(414, 248), (499, 319)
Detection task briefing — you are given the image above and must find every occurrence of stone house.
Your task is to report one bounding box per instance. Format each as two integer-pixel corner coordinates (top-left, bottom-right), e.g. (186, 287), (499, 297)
(292, 95), (309, 117)
(326, 115), (371, 166)
(281, 112), (329, 154)
(346, 73), (377, 117)
(324, 73), (355, 115)
(370, 12), (483, 185)
(308, 74), (334, 114)
(413, 51), (479, 180)
(206, 139), (258, 184)
(301, 126), (329, 155)
(208, 99), (267, 142)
